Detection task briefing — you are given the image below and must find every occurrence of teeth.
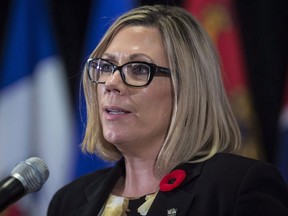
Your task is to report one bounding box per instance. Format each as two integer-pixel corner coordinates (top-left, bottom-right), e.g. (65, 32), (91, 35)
(106, 109), (127, 114)
(110, 110), (125, 114)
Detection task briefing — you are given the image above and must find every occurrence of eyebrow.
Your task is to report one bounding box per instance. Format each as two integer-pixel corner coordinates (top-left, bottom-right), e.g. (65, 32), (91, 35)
(102, 53), (118, 62)
(102, 53), (153, 63)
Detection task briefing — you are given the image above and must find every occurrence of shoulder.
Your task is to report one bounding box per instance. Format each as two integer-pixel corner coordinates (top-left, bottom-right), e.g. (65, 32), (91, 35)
(47, 165), (115, 215)
(200, 153), (285, 185)
(52, 159), (124, 197)
(192, 153), (288, 214)
(206, 152), (260, 166)
(203, 152), (264, 173)
(52, 166), (112, 193)
(60, 166), (113, 192)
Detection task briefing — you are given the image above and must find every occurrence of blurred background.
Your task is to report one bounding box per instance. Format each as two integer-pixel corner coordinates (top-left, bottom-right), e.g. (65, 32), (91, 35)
(0, 0), (287, 215)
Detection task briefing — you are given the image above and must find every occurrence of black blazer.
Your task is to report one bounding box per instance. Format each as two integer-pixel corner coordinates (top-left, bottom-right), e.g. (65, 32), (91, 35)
(47, 153), (288, 216)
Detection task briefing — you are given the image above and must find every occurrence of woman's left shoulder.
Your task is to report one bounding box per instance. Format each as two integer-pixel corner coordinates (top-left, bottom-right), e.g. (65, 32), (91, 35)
(204, 154), (288, 214)
(205, 153), (278, 175)
(203, 153), (287, 188)
(209, 152), (263, 164)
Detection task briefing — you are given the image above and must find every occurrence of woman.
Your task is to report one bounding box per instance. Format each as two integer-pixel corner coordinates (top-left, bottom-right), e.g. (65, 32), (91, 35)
(48, 5), (288, 216)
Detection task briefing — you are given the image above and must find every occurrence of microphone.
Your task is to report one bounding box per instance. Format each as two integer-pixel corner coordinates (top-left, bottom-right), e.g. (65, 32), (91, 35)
(0, 157), (49, 212)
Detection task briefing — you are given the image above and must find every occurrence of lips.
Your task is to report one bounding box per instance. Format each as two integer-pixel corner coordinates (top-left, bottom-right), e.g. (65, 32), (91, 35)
(104, 106), (131, 115)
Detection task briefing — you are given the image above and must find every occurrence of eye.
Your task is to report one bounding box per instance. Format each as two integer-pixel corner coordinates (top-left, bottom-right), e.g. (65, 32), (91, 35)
(130, 64), (150, 75)
(90, 61), (97, 69)
(99, 61), (113, 73)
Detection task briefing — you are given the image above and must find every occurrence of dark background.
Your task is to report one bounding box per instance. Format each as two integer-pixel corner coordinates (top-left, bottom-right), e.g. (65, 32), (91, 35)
(0, 0), (287, 165)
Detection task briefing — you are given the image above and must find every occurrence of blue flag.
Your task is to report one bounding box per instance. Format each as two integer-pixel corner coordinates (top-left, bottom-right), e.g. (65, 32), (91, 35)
(75, 0), (137, 178)
(276, 82), (288, 183)
(0, 0), (75, 215)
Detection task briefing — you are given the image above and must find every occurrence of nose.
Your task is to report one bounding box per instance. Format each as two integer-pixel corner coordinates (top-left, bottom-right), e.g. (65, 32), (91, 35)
(104, 70), (126, 94)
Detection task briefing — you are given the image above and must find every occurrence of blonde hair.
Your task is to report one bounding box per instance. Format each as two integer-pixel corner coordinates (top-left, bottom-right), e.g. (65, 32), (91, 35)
(82, 5), (241, 176)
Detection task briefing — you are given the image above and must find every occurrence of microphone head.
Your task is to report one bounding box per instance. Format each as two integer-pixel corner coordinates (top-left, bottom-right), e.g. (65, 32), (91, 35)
(10, 157), (49, 193)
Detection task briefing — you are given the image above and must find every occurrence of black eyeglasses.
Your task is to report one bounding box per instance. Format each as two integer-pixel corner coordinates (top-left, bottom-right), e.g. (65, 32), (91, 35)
(86, 58), (171, 87)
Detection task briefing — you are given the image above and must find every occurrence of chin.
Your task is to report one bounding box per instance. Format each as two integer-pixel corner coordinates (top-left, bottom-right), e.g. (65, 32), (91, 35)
(103, 132), (127, 145)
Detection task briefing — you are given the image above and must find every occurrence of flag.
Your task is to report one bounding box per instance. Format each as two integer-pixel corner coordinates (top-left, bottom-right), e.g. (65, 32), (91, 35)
(276, 75), (288, 182)
(75, 0), (137, 178)
(0, 0), (75, 215)
(182, 0), (264, 160)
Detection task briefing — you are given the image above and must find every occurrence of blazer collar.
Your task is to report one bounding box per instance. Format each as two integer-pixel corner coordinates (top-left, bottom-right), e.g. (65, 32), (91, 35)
(147, 162), (203, 216)
(69, 159), (125, 216)
(70, 159), (203, 216)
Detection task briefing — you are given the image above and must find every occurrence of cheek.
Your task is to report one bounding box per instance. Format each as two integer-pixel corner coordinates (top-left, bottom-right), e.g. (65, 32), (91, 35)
(96, 86), (106, 126)
(140, 81), (173, 126)
(97, 85), (105, 99)
(96, 85), (107, 112)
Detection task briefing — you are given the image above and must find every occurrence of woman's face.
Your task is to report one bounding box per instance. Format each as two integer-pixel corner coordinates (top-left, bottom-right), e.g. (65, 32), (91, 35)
(97, 26), (173, 155)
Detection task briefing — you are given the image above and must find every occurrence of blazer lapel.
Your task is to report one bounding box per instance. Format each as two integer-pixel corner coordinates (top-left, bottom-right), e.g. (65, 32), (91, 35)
(69, 159), (125, 216)
(147, 190), (195, 216)
(69, 159), (203, 216)
(147, 162), (203, 216)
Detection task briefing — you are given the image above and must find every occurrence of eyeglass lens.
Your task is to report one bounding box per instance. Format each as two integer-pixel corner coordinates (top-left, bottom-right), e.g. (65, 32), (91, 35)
(88, 59), (151, 86)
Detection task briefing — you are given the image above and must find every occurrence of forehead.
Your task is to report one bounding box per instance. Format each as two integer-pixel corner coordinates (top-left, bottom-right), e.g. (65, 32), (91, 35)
(103, 26), (168, 65)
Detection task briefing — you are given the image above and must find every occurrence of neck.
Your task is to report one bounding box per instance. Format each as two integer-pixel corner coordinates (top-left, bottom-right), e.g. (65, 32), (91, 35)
(113, 156), (160, 198)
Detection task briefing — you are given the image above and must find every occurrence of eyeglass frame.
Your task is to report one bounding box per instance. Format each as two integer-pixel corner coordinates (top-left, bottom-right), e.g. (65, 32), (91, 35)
(86, 58), (171, 87)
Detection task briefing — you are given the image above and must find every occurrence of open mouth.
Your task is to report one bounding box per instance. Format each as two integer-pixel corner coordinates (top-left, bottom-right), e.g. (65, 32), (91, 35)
(105, 108), (131, 115)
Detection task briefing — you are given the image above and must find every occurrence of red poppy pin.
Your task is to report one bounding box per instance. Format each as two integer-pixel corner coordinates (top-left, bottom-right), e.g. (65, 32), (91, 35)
(159, 169), (186, 192)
